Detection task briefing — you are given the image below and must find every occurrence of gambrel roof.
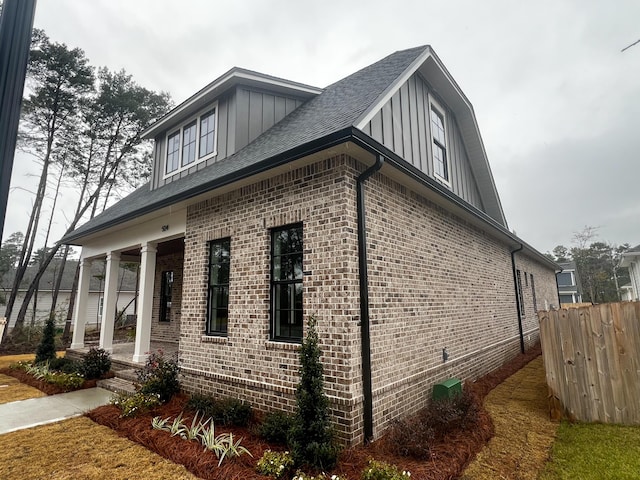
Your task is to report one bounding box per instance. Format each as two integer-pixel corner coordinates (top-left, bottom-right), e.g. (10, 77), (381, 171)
(63, 46), (510, 252)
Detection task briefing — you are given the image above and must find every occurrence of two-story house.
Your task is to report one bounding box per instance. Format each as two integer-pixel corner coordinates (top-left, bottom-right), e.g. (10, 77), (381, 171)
(62, 45), (559, 444)
(556, 261), (583, 305)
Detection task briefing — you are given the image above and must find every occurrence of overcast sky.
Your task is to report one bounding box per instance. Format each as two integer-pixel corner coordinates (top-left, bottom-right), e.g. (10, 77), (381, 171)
(5, 0), (640, 254)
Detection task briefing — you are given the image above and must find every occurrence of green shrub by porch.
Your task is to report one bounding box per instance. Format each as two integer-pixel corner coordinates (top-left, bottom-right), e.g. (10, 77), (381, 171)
(35, 315), (56, 364)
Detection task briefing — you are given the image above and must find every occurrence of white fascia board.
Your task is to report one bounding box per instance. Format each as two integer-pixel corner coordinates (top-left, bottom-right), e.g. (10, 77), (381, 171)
(355, 46), (432, 129)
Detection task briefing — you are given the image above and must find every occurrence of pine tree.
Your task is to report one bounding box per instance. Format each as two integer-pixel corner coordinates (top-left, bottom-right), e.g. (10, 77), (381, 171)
(289, 316), (339, 470)
(35, 314), (57, 364)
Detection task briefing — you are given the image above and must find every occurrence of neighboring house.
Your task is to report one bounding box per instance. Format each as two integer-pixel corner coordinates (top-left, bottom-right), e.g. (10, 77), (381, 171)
(61, 46), (559, 445)
(556, 261), (583, 305)
(619, 245), (640, 301)
(620, 283), (634, 302)
(0, 260), (137, 329)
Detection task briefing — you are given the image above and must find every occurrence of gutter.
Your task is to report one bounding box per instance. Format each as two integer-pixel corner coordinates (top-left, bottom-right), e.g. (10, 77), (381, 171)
(555, 267), (564, 307)
(356, 153), (384, 443)
(510, 243), (525, 353)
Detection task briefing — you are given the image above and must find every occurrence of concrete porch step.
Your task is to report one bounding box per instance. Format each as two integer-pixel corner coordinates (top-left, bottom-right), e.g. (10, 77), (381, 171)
(115, 368), (138, 383)
(97, 377), (137, 396)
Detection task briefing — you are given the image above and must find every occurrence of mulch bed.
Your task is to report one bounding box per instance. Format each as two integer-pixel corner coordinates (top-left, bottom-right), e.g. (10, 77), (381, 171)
(0, 367), (113, 395)
(86, 344), (543, 480)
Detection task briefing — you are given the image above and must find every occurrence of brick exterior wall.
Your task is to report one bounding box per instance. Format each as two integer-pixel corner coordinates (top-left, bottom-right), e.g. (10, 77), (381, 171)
(363, 172), (559, 437)
(176, 153), (558, 445)
(151, 250), (184, 343)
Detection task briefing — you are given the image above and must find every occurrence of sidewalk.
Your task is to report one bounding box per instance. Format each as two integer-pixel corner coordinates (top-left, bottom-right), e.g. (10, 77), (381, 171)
(0, 387), (112, 434)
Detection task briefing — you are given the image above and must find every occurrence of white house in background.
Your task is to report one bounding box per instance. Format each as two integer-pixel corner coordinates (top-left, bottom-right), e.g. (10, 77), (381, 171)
(0, 260), (137, 329)
(620, 284), (634, 302)
(620, 245), (640, 301)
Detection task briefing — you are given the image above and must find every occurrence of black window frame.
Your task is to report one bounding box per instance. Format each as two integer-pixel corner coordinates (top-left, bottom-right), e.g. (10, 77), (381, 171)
(270, 223), (304, 342)
(199, 108), (216, 158)
(530, 273), (537, 311)
(181, 120), (197, 167)
(207, 237), (231, 336)
(160, 270), (173, 323)
(166, 131), (180, 174)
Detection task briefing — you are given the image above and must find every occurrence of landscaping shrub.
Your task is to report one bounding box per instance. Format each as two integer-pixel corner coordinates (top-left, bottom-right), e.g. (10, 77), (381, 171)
(361, 459), (411, 479)
(186, 393), (215, 414)
(49, 356), (80, 374)
(186, 393), (252, 426)
(137, 350), (180, 402)
(111, 391), (161, 417)
(289, 316), (339, 470)
(46, 371), (84, 390)
(259, 410), (296, 444)
(256, 450), (294, 478)
(80, 347), (112, 379)
(35, 315), (57, 364)
(387, 388), (480, 460)
(425, 389), (479, 436)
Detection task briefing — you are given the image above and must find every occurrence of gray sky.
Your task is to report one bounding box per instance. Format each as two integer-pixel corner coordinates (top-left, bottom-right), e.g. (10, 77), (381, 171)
(5, 0), (640, 254)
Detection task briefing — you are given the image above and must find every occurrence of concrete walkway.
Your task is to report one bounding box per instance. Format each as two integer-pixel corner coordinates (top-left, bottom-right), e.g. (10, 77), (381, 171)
(0, 387), (112, 435)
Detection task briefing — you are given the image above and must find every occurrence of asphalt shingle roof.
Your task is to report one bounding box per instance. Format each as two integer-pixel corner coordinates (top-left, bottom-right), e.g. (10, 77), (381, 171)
(62, 46), (429, 243)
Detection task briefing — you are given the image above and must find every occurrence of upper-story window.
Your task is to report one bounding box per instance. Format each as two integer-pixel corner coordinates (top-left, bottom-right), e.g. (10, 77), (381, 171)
(430, 99), (449, 184)
(165, 104), (218, 176)
(557, 271), (575, 287)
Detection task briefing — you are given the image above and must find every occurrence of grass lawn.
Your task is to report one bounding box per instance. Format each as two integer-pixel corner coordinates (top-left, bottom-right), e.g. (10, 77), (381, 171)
(539, 422), (640, 480)
(0, 416), (199, 480)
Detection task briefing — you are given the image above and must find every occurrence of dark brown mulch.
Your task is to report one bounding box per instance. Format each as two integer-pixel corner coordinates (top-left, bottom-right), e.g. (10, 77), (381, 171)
(87, 394), (271, 480)
(85, 343), (542, 480)
(0, 367), (113, 395)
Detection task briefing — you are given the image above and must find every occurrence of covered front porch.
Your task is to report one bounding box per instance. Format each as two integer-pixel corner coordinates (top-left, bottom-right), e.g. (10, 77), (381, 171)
(67, 340), (179, 368)
(69, 227), (185, 364)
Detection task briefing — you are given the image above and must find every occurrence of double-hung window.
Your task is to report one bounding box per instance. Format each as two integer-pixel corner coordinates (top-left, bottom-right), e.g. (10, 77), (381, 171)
(430, 100), (449, 184)
(207, 238), (230, 335)
(271, 224), (303, 342)
(165, 104), (218, 176)
(516, 269), (525, 317)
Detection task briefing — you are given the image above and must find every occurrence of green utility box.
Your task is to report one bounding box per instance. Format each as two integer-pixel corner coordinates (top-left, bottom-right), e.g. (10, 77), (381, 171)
(432, 377), (462, 401)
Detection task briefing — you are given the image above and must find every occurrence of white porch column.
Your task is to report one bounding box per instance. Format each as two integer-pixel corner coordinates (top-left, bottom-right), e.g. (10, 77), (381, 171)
(133, 243), (157, 363)
(70, 258), (92, 349)
(99, 252), (120, 353)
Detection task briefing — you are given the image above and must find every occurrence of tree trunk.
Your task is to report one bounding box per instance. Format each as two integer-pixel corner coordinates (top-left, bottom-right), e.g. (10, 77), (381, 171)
(61, 259), (79, 343)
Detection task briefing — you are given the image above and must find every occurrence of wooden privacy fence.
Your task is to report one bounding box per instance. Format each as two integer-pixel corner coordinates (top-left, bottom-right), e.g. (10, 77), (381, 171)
(539, 302), (640, 424)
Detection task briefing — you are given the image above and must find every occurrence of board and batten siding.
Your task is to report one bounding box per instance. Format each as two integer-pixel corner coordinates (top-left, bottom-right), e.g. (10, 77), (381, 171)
(152, 86), (305, 190)
(361, 73), (484, 211)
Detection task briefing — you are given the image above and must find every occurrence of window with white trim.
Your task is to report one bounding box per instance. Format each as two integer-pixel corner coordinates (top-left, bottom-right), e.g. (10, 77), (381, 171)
(430, 100), (449, 184)
(165, 104), (218, 176)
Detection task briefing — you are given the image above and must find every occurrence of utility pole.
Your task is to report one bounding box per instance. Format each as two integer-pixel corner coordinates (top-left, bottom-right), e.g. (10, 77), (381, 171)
(0, 0), (37, 245)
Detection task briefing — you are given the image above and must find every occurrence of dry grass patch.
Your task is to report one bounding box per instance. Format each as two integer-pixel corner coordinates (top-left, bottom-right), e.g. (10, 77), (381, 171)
(0, 352), (65, 369)
(0, 373), (45, 403)
(0, 416), (199, 480)
(461, 356), (558, 480)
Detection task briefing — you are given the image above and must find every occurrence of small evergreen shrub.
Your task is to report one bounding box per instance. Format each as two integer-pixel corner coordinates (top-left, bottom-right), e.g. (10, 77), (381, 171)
(80, 347), (112, 379)
(49, 356), (80, 374)
(256, 450), (294, 478)
(259, 410), (296, 444)
(186, 393), (215, 414)
(111, 391), (161, 417)
(186, 393), (252, 426)
(137, 350), (180, 402)
(289, 316), (339, 470)
(361, 459), (411, 479)
(215, 397), (252, 426)
(35, 315), (57, 364)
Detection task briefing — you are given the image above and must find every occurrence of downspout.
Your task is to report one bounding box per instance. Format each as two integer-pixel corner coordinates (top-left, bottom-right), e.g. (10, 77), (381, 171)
(555, 267), (564, 308)
(357, 154), (384, 443)
(510, 243), (525, 353)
